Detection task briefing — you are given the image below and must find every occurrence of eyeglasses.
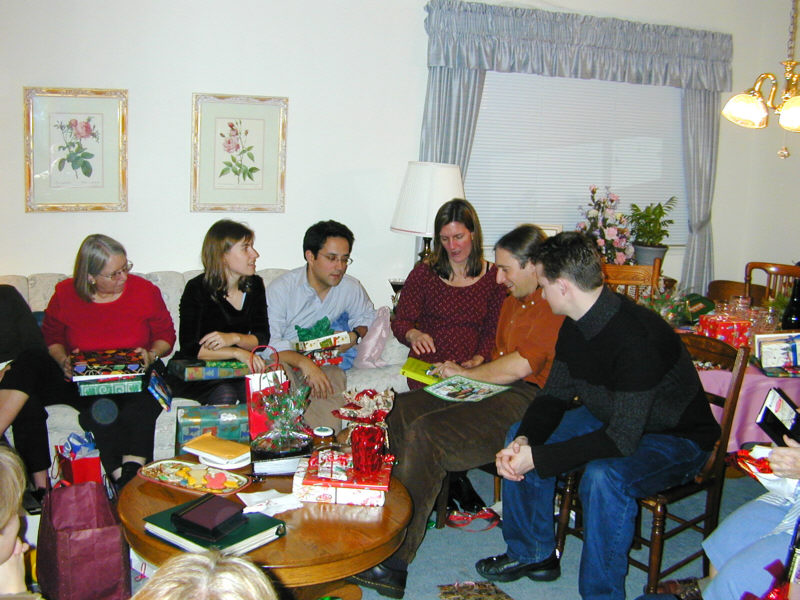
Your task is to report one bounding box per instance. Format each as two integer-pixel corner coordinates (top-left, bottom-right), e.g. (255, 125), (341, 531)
(96, 261), (133, 280)
(320, 254), (353, 266)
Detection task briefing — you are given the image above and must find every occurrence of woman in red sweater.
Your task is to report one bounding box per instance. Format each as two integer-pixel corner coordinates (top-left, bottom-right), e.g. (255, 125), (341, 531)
(391, 198), (506, 512)
(0, 234), (175, 491)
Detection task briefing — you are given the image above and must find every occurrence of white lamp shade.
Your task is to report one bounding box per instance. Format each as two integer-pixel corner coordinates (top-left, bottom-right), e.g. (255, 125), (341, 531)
(779, 95), (800, 132)
(390, 161), (465, 238)
(721, 92), (769, 129)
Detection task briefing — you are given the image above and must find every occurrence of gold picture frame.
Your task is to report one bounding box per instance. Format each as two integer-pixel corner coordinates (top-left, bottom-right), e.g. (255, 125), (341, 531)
(24, 87), (128, 212)
(191, 93), (287, 212)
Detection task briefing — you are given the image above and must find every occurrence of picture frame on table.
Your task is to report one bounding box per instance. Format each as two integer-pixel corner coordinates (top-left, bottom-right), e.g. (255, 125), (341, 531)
(191, 93), (287, 213)
(24, 87), (128, 212)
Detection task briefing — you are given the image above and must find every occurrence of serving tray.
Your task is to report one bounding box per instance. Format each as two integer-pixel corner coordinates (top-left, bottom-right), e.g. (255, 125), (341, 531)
(137, 459), (250, 495)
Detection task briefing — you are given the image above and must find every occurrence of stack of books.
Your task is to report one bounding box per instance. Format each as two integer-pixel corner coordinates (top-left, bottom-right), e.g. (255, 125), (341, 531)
(144, 494), (285, 554)
(182, 432), (251, 470)
(72, 349), (145, 396)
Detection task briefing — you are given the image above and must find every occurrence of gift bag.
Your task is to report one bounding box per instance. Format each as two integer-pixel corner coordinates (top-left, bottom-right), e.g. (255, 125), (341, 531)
(37, 480), (131, 600)
(246, 346), (290, 440)
(54, 432), (103, 485)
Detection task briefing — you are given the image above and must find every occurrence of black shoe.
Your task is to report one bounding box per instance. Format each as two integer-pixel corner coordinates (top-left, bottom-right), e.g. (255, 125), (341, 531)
(346, 562), (407, 599)
(450, 471), (486, 514)
(475, 552), (560, 582)
(115, 461), (141, 490)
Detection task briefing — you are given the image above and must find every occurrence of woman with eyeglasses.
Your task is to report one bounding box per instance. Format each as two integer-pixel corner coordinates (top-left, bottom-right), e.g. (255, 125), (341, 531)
(166, 220), (269, 405)
(0, 234), (175, 491)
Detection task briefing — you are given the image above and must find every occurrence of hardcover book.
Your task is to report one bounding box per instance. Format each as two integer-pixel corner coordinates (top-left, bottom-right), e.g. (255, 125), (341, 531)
(399, 357), (441, 386)
(424, 375), (510, 403)
(71, 349), (145, 381)
(183, 433), (251, 465)
(144, 498), (285, 554)
(170, 493), (246, 542)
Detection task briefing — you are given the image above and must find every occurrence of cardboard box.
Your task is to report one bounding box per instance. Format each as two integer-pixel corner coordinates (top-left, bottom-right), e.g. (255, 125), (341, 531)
(176, 404), (249, 451)
(294, 332), (351, 352)
(292, 458), (385, 507)
(77, 377), (143, 396)
(756, 333), (800, 368)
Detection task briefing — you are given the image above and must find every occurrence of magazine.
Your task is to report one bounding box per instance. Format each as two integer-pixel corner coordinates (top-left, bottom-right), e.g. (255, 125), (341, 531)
(424, 375), (509, 403)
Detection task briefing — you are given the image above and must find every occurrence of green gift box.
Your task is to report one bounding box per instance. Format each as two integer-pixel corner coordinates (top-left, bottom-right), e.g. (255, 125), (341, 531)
(175, 404), (249, 452)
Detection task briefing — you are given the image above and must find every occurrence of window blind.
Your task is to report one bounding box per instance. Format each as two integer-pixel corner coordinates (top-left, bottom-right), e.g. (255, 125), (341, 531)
(465, 71), (688, 252)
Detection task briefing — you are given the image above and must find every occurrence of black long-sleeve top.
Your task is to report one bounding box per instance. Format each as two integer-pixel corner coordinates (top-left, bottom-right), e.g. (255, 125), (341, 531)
(174, 274), (269, 360)
(517, 286), (720, 479)
(0, 285), (45, 363)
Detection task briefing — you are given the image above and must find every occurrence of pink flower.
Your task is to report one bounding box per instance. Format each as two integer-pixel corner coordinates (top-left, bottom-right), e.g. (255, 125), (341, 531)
(608, 193), (619, 203)
(615, 252), (626, 265)
(590, 185), (597, 194)
(596, 238), (605, 247)
(604, 227), (618, 239)
(71, 120), (94, 139)
(222, 136), (240, 154)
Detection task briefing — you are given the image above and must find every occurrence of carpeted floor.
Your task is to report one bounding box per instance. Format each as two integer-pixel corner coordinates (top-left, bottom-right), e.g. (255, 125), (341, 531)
(356, 469), (763, 600)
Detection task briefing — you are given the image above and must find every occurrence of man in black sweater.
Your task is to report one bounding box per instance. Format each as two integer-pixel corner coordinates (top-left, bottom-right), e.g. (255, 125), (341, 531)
(475, 232), (720, 599)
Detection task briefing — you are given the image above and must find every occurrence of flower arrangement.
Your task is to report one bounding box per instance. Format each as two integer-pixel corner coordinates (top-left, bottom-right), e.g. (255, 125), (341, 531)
(576, 186), (635, 265)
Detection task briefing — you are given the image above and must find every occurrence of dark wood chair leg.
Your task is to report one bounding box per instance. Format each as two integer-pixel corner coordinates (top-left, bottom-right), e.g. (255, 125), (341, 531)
(646, 502), (666, 593)
(555, 471), (579, 559)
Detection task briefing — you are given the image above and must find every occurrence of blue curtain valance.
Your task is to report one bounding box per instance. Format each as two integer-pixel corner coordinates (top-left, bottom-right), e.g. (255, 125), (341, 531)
(425, 0), (732, 91)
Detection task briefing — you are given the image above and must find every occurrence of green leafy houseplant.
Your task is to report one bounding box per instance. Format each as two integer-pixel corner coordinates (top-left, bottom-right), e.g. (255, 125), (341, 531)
(628, 196), (678, 247)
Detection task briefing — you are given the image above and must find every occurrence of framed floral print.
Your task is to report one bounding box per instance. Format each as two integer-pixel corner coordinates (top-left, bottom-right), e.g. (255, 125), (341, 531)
(24, 87), (128, 212)
(191, 93), (287, 212)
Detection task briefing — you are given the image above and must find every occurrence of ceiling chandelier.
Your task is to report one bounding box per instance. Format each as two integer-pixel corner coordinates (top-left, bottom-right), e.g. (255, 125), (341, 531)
(721, 0), (800, 142)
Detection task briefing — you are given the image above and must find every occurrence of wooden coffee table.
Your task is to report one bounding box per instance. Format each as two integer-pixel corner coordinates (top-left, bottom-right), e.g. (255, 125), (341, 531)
(117, 462), (411, 600)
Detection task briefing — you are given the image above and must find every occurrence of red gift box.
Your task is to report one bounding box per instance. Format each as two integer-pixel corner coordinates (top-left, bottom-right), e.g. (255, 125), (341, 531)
(697, 314), (751, 348)
(302, 450), (392, 491)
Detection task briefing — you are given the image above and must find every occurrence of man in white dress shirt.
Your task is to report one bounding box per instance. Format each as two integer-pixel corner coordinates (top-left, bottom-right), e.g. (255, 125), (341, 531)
(267, 220), (376, 430)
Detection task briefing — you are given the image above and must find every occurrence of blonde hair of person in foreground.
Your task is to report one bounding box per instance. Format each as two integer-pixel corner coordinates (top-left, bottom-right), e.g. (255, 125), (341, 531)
(131, 550), (278, 600)
(0, 445), (43, 598)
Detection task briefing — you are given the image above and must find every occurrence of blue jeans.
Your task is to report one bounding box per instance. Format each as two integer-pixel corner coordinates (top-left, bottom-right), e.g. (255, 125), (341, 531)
(502, 407), (711, 600)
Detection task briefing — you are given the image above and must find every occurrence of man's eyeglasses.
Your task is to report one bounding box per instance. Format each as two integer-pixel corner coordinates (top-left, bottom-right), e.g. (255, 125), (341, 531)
(320, 254), (353, 266)
(96, 261), (133, 280)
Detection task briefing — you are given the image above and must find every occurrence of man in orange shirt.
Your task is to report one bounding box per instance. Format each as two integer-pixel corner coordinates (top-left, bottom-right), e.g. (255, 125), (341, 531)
(349, 224), (565, 599)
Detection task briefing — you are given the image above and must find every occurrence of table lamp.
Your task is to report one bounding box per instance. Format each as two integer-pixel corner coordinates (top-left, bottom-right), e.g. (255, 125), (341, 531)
(390, 161), (465, 263)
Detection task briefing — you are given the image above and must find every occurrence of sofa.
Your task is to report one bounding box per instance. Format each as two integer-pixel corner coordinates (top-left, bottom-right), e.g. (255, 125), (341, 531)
(0, 269), (410, 464)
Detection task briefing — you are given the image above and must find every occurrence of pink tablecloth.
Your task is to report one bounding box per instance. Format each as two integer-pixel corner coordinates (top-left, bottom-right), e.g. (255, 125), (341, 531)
(699, 365), (800, 452)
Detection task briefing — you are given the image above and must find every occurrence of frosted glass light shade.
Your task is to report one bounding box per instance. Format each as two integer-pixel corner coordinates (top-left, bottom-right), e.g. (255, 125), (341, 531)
(779, 95), (800, 131)
(390, 162), (465, 237)
(721, 93), (769, 128)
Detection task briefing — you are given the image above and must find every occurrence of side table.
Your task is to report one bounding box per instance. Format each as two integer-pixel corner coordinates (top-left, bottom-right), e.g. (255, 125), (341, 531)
(117, 464), (411, 600)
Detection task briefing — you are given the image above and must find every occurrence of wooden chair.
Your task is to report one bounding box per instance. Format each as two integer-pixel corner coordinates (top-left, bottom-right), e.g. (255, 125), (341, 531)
(745, 262), (800, 303)
(554, 333), (749, 593)
(706, 279), (766, 307)
(602, 258), (662, 301)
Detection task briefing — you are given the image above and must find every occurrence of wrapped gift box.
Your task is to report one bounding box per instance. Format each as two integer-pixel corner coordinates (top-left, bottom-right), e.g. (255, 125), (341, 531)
(78, 376), (143, 396)
(176, 404), (249, 450)
(294, 332), (350, 352)
(292, 457), (386, 507)
(696, 314), (751, 348)
(168, 359), (250, 381)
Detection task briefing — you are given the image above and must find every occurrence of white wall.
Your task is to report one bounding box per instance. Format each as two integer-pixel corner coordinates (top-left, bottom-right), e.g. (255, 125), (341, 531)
(1, 0), (797, 304)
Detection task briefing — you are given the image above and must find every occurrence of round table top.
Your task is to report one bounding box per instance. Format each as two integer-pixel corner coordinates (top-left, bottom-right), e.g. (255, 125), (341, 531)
(117, 460), (412, 588)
